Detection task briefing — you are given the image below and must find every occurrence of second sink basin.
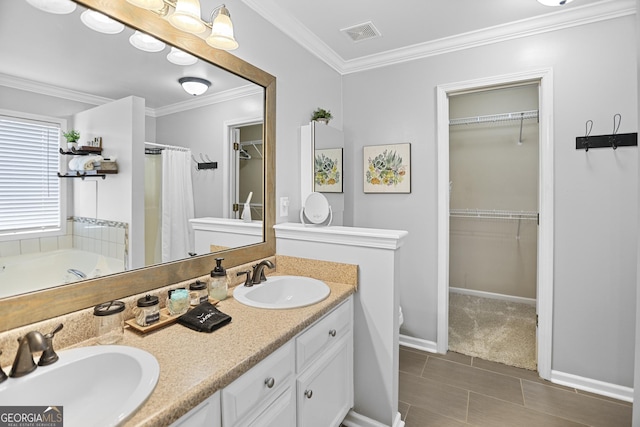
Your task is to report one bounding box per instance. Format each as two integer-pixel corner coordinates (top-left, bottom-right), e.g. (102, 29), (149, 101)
(233, 275), (330, 309)
(0, 345), (159, 427)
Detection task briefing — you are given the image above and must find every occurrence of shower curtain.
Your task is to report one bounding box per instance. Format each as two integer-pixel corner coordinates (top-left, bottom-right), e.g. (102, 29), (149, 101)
(161, 149), (195, 263)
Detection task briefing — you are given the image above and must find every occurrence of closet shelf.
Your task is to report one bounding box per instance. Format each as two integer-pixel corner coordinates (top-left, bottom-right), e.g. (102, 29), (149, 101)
(449, 110), (539, 126)
(449, 209), (538, 220)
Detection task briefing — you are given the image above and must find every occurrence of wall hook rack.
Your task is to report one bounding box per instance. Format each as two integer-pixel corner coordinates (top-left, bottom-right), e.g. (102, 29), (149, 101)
(192, 153), (217, 170)
(575, 115), (636, 151)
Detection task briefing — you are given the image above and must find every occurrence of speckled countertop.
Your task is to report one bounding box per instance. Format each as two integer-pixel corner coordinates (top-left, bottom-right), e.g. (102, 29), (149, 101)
(123, 278), (355, 426)
(0, 255), (357, 426)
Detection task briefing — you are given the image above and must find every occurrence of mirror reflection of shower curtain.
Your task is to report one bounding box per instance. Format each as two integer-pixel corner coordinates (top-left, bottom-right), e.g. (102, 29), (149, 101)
(161, 149), (195, 263)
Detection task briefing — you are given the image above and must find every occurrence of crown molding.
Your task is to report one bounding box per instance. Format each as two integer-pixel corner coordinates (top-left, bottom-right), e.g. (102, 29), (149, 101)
(0, 73), (263, 118)
(151, 84), (263, 117)
(241, 0), (635, 75)
(0, 73), (112, 106)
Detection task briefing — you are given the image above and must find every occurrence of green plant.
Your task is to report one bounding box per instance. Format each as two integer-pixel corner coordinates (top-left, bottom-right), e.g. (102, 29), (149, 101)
(311, 108), (332, 121)
(62, 129), (80, 142)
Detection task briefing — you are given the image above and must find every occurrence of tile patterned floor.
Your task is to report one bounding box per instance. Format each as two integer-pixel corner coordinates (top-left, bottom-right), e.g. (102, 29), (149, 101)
(399, 346), (633, 427)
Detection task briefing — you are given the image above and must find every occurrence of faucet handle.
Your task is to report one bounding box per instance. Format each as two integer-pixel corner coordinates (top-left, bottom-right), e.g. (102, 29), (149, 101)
(237, 270), (253, 287)
(0, 351), (7, 383)
(38, 323), (63, 367)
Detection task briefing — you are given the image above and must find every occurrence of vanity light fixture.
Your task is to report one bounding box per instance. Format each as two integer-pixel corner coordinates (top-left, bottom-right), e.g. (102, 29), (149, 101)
(126, 1), (239, 51)
(179, 77), (211, 96)
(206, 5), (238, 51)
(129, 30), (166, 52)
(80, 10), (125, 34)
(537, 0), (574, 5)
(168, 0), (207, 34)
(26, 0), (77, 14)
(167, 47), (198, 65)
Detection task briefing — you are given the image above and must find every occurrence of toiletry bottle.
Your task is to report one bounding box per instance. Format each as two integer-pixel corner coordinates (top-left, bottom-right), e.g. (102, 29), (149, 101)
(189, 280), (208, 306)
(209, 258), (228, 301)
(135, 294), (160, 327)
(94, 300), (125, 344)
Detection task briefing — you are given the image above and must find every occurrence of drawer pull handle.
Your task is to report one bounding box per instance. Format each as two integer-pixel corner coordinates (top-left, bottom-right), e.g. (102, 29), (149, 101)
(304, 389), (313, 399)
(264, 377), (275, 388)
(329, 329), (337, 337)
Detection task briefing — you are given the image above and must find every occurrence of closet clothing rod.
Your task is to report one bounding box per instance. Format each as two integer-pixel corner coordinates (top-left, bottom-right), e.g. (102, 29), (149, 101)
(144, 142), (190, 152)
(449, 110), (539, 126)
(449, 209), (538, 220)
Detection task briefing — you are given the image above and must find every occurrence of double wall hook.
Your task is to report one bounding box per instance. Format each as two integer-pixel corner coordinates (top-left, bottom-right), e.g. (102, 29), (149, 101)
(576, 114), (637, 151)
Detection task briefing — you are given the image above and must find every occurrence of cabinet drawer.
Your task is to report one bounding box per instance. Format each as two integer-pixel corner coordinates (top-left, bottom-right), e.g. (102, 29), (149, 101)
(296, 297), (353, 372)
(222, 341), (295, 426)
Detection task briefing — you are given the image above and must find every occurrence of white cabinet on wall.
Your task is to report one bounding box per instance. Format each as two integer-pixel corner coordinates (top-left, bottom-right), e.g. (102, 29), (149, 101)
(170, 391), (221, 427)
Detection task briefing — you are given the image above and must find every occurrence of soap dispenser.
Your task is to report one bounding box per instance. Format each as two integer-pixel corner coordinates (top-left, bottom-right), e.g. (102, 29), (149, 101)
(209, 258), (228, 301)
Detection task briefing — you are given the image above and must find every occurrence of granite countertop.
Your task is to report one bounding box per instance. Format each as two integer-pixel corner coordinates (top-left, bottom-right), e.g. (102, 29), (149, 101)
(122, 278), (356, 427)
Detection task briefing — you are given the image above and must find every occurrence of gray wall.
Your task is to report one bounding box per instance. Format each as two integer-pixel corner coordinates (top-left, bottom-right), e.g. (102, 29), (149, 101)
(342, 16), (638, 387)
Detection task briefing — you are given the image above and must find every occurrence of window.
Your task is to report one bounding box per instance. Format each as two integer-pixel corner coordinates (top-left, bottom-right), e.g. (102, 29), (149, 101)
(0, 111), (64, 238)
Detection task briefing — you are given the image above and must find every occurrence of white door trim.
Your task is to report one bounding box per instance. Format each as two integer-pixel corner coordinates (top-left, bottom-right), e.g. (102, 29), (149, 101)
(436, 68), (554, 379)
(223, 116), (263, 219)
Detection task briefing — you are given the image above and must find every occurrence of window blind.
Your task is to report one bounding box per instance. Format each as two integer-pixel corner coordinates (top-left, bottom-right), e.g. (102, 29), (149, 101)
(0, 115), (61, 234)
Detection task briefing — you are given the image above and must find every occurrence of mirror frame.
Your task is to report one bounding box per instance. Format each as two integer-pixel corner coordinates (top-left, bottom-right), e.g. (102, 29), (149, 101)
(0, 0), (276, 332)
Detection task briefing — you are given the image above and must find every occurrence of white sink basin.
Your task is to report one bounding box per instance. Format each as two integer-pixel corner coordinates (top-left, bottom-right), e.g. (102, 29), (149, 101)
(234, 275), (330, 309)
(0, 345), (159, 427)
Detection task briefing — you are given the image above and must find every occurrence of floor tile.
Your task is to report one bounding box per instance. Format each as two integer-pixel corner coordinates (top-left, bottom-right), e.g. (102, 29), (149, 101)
(468, 392), (588, 427)
(428, 350), (473, 366)
(405, 405), (469, 427)
(422, 357), (524, 405)
(522, 380), (632, 427)
(399, 371), (469, 422)
(398, 401), (410, 421)
(400, 347), (427, 376)
(576, 389), (633, 407)
(471, 357), (575, 392)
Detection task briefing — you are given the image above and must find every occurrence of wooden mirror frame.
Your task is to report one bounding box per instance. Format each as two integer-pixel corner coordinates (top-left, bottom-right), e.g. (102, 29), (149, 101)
(0, 0), (276, 332)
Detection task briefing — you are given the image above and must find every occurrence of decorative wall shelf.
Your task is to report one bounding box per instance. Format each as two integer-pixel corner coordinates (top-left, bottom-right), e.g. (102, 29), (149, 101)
(57, 170), (117, 180)
(59, 146), (103, 156)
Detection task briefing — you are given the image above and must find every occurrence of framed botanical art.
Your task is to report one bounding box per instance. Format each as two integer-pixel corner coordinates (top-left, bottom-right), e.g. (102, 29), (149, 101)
(314, 148), (343, 193)
(363, 143), (411, 193)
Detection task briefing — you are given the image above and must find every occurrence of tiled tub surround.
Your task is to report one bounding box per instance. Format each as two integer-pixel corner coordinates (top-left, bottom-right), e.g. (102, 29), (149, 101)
(0, 217), (128, 269)
(0, 255), (357, 426)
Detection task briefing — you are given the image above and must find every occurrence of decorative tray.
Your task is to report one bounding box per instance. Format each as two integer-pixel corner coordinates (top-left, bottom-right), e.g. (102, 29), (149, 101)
(125, 299), (219, 334)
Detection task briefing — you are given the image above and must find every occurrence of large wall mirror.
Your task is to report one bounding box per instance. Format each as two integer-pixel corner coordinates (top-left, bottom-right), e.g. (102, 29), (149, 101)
(0, 0), (275, 331)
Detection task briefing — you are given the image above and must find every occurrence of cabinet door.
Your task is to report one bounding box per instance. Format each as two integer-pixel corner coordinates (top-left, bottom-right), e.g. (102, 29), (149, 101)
(170, 391), (221, 427)
(297, 336), (353, 427)
(243, 385), (296, 427)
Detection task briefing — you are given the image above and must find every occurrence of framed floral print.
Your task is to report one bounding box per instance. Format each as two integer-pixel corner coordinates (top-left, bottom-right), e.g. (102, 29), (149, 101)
(363, 143), (411, 193)
(314, 148), (343, 193)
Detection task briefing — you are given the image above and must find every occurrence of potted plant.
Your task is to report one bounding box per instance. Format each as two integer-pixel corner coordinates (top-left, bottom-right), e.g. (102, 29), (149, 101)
(62, 129), (80, 150)
(311, 108), (332, 124)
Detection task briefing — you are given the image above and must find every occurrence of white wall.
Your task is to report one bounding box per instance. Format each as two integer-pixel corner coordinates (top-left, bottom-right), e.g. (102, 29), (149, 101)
(73, 96), (146, 269)
(343, 16), (638, 388)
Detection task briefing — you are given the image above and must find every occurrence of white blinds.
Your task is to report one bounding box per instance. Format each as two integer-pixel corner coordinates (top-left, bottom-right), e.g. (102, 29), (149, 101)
(0, 114), (61, 234)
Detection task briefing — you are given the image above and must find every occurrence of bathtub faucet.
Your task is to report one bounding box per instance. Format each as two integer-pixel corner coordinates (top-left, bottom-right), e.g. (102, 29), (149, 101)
(67, 268), (86, 279)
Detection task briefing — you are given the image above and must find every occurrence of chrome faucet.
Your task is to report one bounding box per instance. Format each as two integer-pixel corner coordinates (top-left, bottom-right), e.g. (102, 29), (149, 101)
(10, 331), (48, 378)
(251, 260), (274, 285)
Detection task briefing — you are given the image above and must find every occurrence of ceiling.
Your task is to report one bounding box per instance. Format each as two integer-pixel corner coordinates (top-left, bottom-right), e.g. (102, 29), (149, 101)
(240, 0), (633, 74)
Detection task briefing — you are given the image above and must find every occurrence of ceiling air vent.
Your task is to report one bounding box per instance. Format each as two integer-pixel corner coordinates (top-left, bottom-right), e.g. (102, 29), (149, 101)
(341, 21), (381, 43)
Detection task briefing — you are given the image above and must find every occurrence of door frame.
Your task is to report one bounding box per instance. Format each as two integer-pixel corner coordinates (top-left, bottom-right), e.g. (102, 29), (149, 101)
(223, 116), (263, 219)
(436, 68), (554, 379)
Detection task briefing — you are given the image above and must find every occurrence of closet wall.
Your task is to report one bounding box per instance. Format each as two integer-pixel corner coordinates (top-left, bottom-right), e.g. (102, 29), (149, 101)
(449, 85), (539, 299)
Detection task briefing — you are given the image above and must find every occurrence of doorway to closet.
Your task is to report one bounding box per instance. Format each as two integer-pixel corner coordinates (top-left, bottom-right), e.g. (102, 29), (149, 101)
(448, 84), (539, 370)
(436, 69), (554, 379)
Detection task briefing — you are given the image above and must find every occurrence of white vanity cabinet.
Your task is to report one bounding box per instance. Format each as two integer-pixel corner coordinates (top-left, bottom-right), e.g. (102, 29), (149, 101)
(172, 296), (353, 427)
(295, 297), (354, 427)
(170, 391), (221, 427)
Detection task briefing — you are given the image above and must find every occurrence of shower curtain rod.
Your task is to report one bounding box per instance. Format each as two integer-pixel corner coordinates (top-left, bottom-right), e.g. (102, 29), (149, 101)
(449, 109), (539, 126)
(144, 142), (190, 152)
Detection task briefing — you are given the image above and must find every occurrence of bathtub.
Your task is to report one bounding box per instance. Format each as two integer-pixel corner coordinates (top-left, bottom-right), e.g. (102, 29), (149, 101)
(0, 249), (125, 298)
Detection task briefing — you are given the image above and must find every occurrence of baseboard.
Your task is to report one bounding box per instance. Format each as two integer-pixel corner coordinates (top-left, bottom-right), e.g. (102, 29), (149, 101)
(550, 370), (634, 403)
(450, 287), (536, 306)
(342, 410), (405, 427)
(399, 334), (438, 353)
